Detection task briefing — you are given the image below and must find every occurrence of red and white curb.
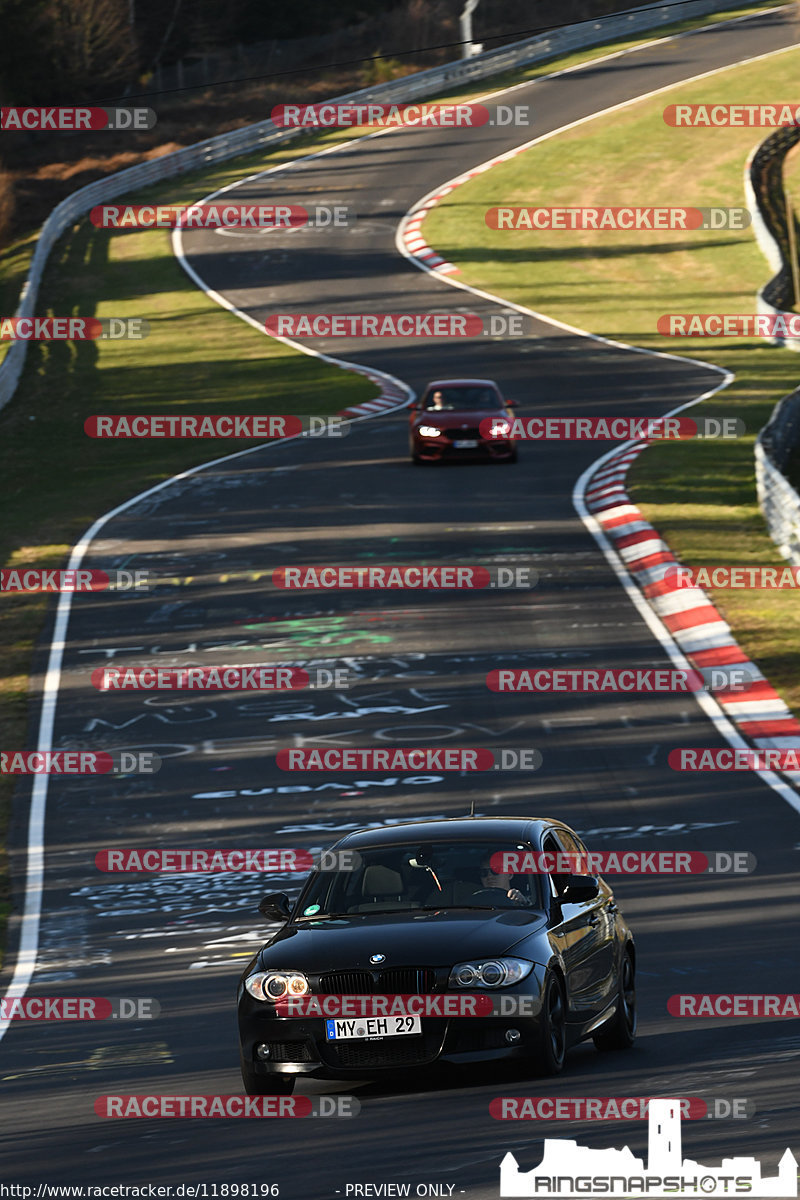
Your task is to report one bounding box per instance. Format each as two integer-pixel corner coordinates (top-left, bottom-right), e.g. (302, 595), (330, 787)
(402, 193), (460, 274)
(585, 444), (800, 758)
(336, 370), (410, 418)
(400, 146), (532, 275)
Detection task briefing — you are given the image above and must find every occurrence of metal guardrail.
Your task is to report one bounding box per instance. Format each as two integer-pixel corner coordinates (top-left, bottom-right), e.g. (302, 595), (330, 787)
(0, 0), (760, 413)
(747, 127), (800, 562)
(756, 388), (800, 563)
(745, 125), (800, 347)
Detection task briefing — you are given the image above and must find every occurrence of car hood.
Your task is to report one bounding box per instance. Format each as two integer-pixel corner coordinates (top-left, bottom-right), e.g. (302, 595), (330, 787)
(257, 908), (547, 971)
(412, 410), (507, 429)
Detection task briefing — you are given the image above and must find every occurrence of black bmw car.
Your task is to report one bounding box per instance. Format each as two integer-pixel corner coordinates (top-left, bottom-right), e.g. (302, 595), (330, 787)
(237, 817), (636, 1094)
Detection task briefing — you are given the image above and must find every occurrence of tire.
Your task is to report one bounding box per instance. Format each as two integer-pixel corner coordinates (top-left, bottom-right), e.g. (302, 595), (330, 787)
(593, 950), (636, 1051)
(529, 970), (567, 1076)
(240, 1062), (296, 1096)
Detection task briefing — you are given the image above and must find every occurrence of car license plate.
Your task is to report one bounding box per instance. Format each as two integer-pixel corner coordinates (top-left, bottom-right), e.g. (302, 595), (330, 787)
(453, 439), (478, 448)
(325, 1015), (422, 1040)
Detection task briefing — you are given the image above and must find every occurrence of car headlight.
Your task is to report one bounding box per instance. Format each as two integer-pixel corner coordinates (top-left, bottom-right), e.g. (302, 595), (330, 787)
(448, 957), (533, 988)
(488, 420), (511, 438)
(245, 971), (311, 1001)
(418, 425), (442, 437)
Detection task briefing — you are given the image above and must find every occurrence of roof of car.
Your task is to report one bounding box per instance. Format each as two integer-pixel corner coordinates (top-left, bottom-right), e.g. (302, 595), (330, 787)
(423, 378), (499, 389)
(335, 816), (568, 849)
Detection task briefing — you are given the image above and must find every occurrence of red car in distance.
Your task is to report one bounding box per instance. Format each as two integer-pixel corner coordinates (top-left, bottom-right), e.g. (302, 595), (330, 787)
(408, 378), (517, 464)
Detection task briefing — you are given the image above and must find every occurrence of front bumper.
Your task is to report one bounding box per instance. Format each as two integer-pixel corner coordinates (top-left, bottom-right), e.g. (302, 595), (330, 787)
(412, 433), (515, 461)
(239, 1009), (541, 1079)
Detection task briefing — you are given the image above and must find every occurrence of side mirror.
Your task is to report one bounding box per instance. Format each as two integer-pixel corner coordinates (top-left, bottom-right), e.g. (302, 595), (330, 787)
(505, 398), (517, 407)
(560, 874), (599, 903)
(408, 398), (420, 410)
(258, 893), (292, 921)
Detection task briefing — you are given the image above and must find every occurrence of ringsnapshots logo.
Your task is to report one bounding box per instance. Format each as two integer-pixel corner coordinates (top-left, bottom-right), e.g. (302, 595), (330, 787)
(273, 565), (537, 589)
(271, 102), (531, 128)
(1, 107), (157, 131)
(499, 1097), (798, 1197)
(0, 318), (149, 340)
(276, 748), (542, 772)
(479, 416), (744, 441)
(91, 665), (352, 691)
(89, 203), (353, 230)
(265, 313), (528, 338)
(486, 207), (750, 231)
(83, 415), (347, 438)
(1, 750), (161, 775)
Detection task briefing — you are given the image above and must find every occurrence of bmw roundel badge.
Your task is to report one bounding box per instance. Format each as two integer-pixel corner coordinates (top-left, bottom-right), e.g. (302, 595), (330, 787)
(369, 953), (386, 964)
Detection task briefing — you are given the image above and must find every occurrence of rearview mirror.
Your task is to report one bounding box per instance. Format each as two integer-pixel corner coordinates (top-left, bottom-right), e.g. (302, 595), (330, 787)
(506, 398), (517, 407)
(258, 893), (292, 921)
(560, 874), (599, 903)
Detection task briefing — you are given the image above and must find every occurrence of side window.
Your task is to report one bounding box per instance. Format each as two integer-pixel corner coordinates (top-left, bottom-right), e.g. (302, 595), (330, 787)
(542, 833), (570, 899)
(558, 829), (584, 862)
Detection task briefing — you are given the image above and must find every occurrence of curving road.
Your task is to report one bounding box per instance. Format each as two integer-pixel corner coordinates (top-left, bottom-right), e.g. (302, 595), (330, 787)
(2, 8), (800, 1198)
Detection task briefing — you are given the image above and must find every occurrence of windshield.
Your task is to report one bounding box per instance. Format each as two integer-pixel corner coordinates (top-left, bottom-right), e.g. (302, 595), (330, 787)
(422, 387), (502, 411)
(296, 840), (544, 919)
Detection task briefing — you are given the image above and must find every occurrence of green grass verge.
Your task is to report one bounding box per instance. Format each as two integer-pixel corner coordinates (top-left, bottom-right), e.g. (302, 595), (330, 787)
(423, 41), (800, 712)
(0, 0), (788, 968)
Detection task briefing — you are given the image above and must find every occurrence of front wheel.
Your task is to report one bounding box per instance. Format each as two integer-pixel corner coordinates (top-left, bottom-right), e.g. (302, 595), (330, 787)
(593, 950), (636, 1051)
(529, 970), (566, 1076)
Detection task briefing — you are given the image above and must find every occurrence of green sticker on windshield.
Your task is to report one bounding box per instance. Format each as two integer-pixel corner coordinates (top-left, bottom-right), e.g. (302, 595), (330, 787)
(304, 904), (321, 916)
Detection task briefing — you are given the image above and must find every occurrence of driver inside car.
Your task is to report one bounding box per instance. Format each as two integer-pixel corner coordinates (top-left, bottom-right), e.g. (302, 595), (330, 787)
(477, 855), (527, 905)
